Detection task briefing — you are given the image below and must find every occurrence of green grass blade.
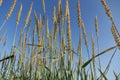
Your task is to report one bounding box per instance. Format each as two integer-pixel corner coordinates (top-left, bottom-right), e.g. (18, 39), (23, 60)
(82, 46), (116, 68)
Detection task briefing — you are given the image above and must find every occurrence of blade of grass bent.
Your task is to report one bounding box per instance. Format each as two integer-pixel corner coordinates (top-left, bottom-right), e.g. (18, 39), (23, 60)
(82, 45), (116, 68)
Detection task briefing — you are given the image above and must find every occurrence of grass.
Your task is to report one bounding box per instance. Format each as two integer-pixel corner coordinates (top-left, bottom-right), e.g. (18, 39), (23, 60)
(0, 0), (120, 80)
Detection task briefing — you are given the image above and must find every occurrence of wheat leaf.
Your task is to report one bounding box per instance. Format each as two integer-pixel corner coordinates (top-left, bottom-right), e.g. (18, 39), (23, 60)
(82, 46), (116, 68)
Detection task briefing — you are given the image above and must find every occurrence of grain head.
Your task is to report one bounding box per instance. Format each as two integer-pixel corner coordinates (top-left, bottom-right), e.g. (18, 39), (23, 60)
(111, 24), (120, 49)
(0, 0), (2, 6)
(77, 0), (82, 27)
(16, 3), (22, 26)
(52, 6), (57, 23)
(95, 16), (98, 36)
(6, 0), (16, 20)
(42, 0), (46, 13)
(24, 3), (33, 27)
(101, 0), (113, 21)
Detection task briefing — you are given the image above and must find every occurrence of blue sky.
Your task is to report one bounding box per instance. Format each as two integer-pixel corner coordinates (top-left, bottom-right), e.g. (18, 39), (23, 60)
(0, 0), (120, 79)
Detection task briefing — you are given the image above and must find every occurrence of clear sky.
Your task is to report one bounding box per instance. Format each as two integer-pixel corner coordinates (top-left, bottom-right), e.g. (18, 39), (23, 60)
(0, 0), (120, 79)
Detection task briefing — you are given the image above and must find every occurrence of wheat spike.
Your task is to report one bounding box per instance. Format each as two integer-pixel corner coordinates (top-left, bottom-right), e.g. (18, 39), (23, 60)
(66, 0), (73, 70)
(64, 0), (69, 19)
(42, 0), (46, 13)
(34, 11), (39, 30)
(95, 16), (98, 36)
(46, 19), (49, 37)
(81, 21), (88, 47)
(16, 3), (22, 26)
(101, 0), (113, 21)
(40, 32), (44, 50)
(53, 7), (58, 40)
(0, 0), (3, 6)
(91, 35), (95, 55)
(52, 6), (57, 23)
(46, 19), (50, 45)
(77, 32), (82, 54)
(66, 0), (72, 51)
(77, 0), (82, 27)
(6, 0), (16, 20)
(58, 0), (62, 24)
(62, 37), (66, 54)
(53, 22), (58, 40)
(34, 11), (41, 42)
(24, 3), (33, 27)
(66, 1), (72, 52)
(40, 15), (44, 31)
(111, 24), (120, 49)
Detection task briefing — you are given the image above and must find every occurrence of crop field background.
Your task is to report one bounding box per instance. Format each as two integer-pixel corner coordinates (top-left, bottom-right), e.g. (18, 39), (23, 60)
(0, 0), (120, 80)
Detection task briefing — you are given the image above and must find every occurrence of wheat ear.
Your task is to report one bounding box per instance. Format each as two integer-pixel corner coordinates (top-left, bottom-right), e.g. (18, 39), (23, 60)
(58, 0), (62, 24)
(77, 0), (82, 27)
(65, 0), (73, 70)
(111, 24), (120, 49)
(6, 0), (17, 20)
(52, 6), (57, 23)
(0, 0), (3, 6)
(0, 0), (16, 31)
(42, 0), (46, 13)
(101, 0), (113, 21)
(16, 3), (22, 26)
(24, 3), (33, 27)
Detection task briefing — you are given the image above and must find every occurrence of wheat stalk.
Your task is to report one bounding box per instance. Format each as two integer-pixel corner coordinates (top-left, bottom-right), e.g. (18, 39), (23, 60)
(2, 36), (8, 48)
(24, 3), (33, 27)
(94, 16), (102, 71)
(77, 32), (84, 69)
(0, 30), (6, 44)
(16, 3), (22, 26)
(81, 21), (93, 76)
(19, 29), (23, 47)
(25, 57), (29, 71)
(91, 34), (97, 80)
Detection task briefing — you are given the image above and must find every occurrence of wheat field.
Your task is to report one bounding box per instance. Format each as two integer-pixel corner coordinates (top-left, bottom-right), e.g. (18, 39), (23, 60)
(0, 0), (120, 80)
